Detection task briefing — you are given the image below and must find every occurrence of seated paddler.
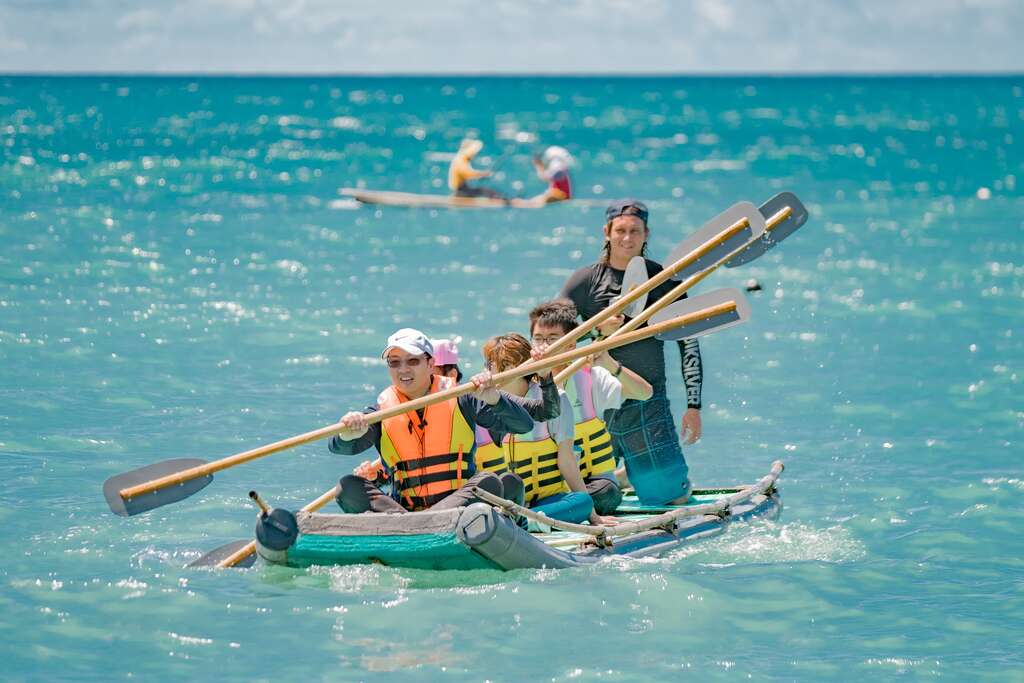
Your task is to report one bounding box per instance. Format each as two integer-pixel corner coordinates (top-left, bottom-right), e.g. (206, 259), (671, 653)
(529, 145), (573, 204)
(482, 333), (618, 526)
(472, 339), (562, 478)
(448, 138), (504, 199)
(528, 299), (653, 516)
(329, 328), (531, 513)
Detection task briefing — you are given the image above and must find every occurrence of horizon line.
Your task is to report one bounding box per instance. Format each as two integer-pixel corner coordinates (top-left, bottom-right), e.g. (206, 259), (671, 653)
(3, 70), (1023, 79)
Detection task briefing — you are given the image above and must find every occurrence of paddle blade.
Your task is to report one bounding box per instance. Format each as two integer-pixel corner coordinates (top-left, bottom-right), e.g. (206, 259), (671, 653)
(726, 191), (809, 267)
(616, 256), (650, 318)
(652, 288), (751, 341)
(103, 458), (212, 517)
(187, 539), (257, 569)
(666, 201), (768, 282)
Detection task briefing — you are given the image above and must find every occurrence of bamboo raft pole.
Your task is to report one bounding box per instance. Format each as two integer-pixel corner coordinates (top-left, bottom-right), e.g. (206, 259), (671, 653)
(473, 460), (784, 547)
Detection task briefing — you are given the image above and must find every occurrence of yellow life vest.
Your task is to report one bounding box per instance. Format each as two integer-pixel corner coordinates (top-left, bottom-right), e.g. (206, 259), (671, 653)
(563, 368), (616, 479)
(503, 384), (570, 504)
(377, 375), (475, 511)
(473, 425), (509, 474)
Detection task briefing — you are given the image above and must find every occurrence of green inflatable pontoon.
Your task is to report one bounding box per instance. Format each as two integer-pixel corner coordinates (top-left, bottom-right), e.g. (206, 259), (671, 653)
(253, 461), (784, 571)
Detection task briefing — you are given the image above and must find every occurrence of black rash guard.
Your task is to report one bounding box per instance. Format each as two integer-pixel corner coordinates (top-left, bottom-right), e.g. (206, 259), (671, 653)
(559, 259), (703, 409)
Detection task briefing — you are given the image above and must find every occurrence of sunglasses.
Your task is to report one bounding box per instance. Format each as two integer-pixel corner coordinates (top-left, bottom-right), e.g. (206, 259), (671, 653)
(386, 356), (426, 369)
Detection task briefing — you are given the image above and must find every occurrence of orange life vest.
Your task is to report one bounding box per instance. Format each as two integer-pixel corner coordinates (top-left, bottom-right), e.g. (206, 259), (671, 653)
(377, 375), (475, 510)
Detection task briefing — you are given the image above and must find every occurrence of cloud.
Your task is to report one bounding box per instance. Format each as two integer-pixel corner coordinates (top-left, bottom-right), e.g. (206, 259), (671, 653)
(1, 0), (1022, 73)
(115, 9), (162, 31)
(695, 0), (735, 31)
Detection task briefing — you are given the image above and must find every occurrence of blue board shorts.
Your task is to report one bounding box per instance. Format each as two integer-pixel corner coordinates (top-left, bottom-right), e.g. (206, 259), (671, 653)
(606, 388), (691, 505)
(532, 491), (593, 524)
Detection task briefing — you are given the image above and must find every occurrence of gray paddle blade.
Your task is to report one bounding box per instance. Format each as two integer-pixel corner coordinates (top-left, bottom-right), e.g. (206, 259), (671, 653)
(726, 191), (809, 267)
(615, 256), (649, 318)
(103, 458), (212, 517)
(652, 288), (751, 341)
(666, 201), (767, 282)
(187, 539), (256, 568)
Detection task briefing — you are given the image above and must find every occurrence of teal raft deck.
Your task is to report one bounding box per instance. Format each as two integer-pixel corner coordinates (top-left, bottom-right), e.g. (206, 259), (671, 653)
(255, 461), (783, 571)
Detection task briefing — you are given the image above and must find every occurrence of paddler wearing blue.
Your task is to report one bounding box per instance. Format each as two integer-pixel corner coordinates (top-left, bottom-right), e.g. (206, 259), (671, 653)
(448, 139), (504, 199)
(559, 200), (704, 505)
(528, 299), (653, 514)
(482, 333), (618, 526)
(329, 328), (530, 513)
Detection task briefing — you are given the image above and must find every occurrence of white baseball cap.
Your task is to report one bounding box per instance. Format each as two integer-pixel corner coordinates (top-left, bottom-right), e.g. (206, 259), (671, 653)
(381, 328), (434, 359)
(542, 145), (573, 165)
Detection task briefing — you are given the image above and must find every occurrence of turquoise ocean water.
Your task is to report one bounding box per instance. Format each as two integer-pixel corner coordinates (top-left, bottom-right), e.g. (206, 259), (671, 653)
(1, 76), (1021, 681)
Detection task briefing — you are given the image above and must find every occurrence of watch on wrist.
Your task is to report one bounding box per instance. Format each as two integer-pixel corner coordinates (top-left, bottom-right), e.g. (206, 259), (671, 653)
(612, 361), (623, 378)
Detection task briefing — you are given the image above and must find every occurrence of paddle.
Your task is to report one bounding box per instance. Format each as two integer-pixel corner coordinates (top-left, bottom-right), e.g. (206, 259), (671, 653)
(649, 288), (750, 340)
(553, 192), (808, 384)
(616, 256), (649, 318)
(187, 293), (752, 568)
(107, 294), (751, 518)
(189, 486), (339, 568)
(525, 200), (766, 368)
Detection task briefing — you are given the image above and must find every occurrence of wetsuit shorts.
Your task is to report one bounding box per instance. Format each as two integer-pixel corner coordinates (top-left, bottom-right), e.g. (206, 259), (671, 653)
(606, 386), (691, 505)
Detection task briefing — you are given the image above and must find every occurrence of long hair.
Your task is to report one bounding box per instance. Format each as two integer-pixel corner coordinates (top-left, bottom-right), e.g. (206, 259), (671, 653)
(600, 220), (649, 264)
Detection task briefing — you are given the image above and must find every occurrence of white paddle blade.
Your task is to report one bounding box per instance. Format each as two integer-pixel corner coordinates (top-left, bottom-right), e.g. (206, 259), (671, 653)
(615, 256), (649, 318)
(665, 201), (768, 282)
(651, 288), (751, 341)
(726, 191), (809, 267)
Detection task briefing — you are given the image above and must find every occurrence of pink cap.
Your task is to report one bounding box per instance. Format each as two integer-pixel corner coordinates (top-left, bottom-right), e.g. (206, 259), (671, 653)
(431, 338), (460, 366)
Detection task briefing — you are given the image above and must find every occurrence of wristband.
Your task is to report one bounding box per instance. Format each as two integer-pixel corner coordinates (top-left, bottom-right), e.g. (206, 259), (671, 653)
(612, 361), (623, 378)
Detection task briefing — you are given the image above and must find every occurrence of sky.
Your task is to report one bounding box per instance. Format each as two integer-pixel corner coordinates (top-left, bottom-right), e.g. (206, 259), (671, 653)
(0, 0), (1022, 74)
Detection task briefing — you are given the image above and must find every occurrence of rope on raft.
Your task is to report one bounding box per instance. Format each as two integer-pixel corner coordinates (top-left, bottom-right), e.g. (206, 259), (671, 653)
(473, 460), (784, 546)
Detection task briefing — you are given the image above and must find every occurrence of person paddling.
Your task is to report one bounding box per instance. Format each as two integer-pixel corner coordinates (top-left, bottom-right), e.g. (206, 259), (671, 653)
(431, 338), (463, 382)
(529, 299), (652, 514)
(330, 328), (530, 513)
(448, 139), (504, 199)
(559, 200), (704, 505)
(529, 145), (574, 204)
(482, 333), (617, 526)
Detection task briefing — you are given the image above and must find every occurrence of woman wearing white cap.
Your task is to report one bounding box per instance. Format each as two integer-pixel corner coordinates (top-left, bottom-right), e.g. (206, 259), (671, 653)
(529, 145), (574, 204)
(329, 328), (531, 513)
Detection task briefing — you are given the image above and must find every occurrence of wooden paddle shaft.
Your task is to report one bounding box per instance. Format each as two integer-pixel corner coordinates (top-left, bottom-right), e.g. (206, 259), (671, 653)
(119, 302), (738, 501)
(216, 485), (340, 569)
(539, 215), (752, 360)
(553, 206), (792, 384)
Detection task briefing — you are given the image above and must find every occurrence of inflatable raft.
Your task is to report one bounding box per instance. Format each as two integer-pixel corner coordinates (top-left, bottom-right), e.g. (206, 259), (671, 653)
(254, 461), (783, 571)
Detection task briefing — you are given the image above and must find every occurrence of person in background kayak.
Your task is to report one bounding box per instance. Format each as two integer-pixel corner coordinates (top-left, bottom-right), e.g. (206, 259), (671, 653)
(559, 199), (704, 506)
(330, 328), (530, 513)
(482, 333), (617, 526)
(431, 338), (463, 382)
(530, 145), (574, 203)
(448, 139), (504, 199)
(528, 299), (652, 515)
